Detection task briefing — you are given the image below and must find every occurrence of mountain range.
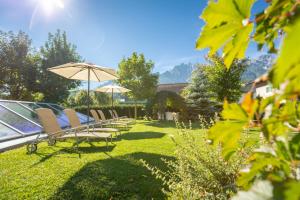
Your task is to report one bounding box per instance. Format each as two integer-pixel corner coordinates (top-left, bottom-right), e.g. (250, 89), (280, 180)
(158, 55), (274, 84)
(159, 63), (195, 84)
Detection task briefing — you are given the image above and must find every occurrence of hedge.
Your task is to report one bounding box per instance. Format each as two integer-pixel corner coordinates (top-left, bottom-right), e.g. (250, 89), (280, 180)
(73, 105), (146, 119)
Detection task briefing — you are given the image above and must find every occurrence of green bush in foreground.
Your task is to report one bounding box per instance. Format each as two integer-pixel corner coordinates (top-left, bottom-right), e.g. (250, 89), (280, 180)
(142, 120), (253, 199)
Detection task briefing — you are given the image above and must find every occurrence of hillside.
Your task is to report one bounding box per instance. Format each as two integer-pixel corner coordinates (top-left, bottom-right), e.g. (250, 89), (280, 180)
(158, 55), (274, 84)
(159, 63), (195, 84)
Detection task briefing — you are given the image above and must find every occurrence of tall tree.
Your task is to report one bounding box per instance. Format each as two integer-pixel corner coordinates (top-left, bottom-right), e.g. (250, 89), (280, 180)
(203, 55), (248, 103)
(184, 64), (217, 117)
(0, 31), (40, 100)
(37, 30), (81, 103)
(117, 52), (158, 118)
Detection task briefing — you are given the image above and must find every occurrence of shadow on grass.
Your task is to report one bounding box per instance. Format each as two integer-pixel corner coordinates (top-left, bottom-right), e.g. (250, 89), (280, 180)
(31, 144), (116, 167)
(50, 152), (174, 200)
(145, 120), (201, 129)
(120, 131), (165, 140)
(144, 121), (176, 128)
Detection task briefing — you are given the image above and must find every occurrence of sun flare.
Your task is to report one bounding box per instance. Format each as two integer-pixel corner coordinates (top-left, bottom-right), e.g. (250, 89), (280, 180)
(39, 0), (64, 16)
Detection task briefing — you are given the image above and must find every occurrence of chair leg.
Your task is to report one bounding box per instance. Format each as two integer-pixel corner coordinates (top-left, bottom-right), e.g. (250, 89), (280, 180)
(105, 138), (108, 149)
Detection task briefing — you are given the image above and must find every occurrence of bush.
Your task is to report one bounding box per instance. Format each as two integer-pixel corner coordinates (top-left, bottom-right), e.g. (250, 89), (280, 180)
(147, 91), (188, 121)
(73, 105), (145, 119)
(141, 120), (249, 199)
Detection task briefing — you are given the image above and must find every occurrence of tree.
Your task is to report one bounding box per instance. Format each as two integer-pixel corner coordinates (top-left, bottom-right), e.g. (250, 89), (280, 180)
(37, 30), (81, 103)
(203, 54), (248, 103)
(117, 52), (158, 118)
(184, 64), (217, 118)
(66, 90), (110, 107)
(0, 31), (40, 100)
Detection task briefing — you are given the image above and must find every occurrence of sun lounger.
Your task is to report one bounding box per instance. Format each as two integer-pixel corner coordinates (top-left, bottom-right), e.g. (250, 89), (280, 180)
(64, 108), (120, 137)
(26, 108), (112, 153)
(111, 109), (135, 124)
(97, 109), (130, 129)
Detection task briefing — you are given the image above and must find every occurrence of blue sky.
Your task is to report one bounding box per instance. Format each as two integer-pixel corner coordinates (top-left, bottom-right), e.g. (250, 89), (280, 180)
(0, 0), (267, 74)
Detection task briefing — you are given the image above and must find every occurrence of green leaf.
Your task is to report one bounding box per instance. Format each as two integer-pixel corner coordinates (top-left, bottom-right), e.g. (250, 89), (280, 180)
(289, 134), (300, 160)
(196, 0), (255, 67)
(271, 18), (300, 90)
(238, 153), (281, 188)
(223, 24), (253, 67)
(274, 181), (300, 200)
(222, 102), (248, 121)
(209, 121), (245, 158)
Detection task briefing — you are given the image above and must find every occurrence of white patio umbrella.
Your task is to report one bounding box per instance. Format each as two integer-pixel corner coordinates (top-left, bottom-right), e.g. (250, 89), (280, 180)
(95, 85), (131, 107)
(48, 62), (118, 125)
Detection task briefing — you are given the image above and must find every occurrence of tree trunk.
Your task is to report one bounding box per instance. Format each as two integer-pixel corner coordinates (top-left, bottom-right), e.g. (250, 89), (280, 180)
(134, 100), (137, 119)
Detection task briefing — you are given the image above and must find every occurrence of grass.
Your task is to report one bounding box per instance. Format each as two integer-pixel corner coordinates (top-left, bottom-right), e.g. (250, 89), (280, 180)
(0, 120), (202, 200)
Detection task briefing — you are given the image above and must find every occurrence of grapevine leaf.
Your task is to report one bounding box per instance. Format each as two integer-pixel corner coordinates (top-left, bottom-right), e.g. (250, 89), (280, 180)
(237, 153), (281, 189)
(196, 0), (255, 67)
(223, 24), (253, 67)
(289, 134), (300, 160)
(270, 18), (300, 91)
(274, 181), (300, 200)
(222, 101), (248, 121)
(209, 121), (245, 158)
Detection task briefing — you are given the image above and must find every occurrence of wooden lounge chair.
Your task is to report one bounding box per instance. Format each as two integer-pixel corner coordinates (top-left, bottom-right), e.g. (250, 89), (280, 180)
(64, 108), (120, 137)
(111, 109), (135, 124)
(97, 109), (130, 129)
(27, 108), (112, 153)
(108, 110), (133, 126)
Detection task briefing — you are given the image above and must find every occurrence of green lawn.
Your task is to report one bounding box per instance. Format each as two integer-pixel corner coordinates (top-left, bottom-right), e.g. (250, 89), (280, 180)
(0, 120), (202, 200)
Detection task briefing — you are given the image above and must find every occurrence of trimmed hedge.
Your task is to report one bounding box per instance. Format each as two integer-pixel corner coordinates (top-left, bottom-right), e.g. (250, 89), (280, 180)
(73, 105), (146, 119)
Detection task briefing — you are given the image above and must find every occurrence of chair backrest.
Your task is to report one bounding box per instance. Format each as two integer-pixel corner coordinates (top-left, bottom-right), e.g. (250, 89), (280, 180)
(97, 110), (106, 120)
(108, 110), (115, 118)
(36, 108), (62, 135)
(90, 109), (101, 122)
(113, 110), (119, 118)
(64, 109), (81, 128)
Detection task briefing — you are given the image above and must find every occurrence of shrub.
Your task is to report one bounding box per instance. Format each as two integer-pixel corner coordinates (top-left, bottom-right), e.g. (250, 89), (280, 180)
(147, 91), (188, 121)
(141, 120), (250, 199)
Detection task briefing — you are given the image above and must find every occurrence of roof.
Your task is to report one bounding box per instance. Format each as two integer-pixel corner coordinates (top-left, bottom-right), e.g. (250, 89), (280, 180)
(157, 83), (188, 94)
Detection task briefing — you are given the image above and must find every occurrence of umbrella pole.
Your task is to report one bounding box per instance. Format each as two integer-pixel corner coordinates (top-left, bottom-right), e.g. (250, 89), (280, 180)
(87, 67), (90, 132)
(112, 88), (113, 108)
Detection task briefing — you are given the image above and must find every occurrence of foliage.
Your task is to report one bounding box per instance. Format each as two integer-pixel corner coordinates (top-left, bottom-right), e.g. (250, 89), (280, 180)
(65, 90), (110, 107)
(0, 31), (40, 100)
(117, 52), (159, 118)
(148, 91), (187, 120)
(196, 0), (254, 67)
(37, 30), (81, 103)
(203, 54), (248, 103)
(184, 63), (218, 118)
(197, 0), (300, 199)
(0, 29), (82, 103)
(73, 104), (146, 119)
(142, 120), (250, 199)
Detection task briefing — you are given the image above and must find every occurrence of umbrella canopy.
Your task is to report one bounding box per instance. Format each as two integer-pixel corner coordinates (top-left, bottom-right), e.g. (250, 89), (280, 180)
(48, 62), (118, 126)
(95, 85), (131, 93)
(95, 85), (131, 107)
(48, 62), (118, 82)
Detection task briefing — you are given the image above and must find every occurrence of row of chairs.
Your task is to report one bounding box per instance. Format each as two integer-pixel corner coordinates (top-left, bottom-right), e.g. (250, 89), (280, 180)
(26, 108), (135, 154)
